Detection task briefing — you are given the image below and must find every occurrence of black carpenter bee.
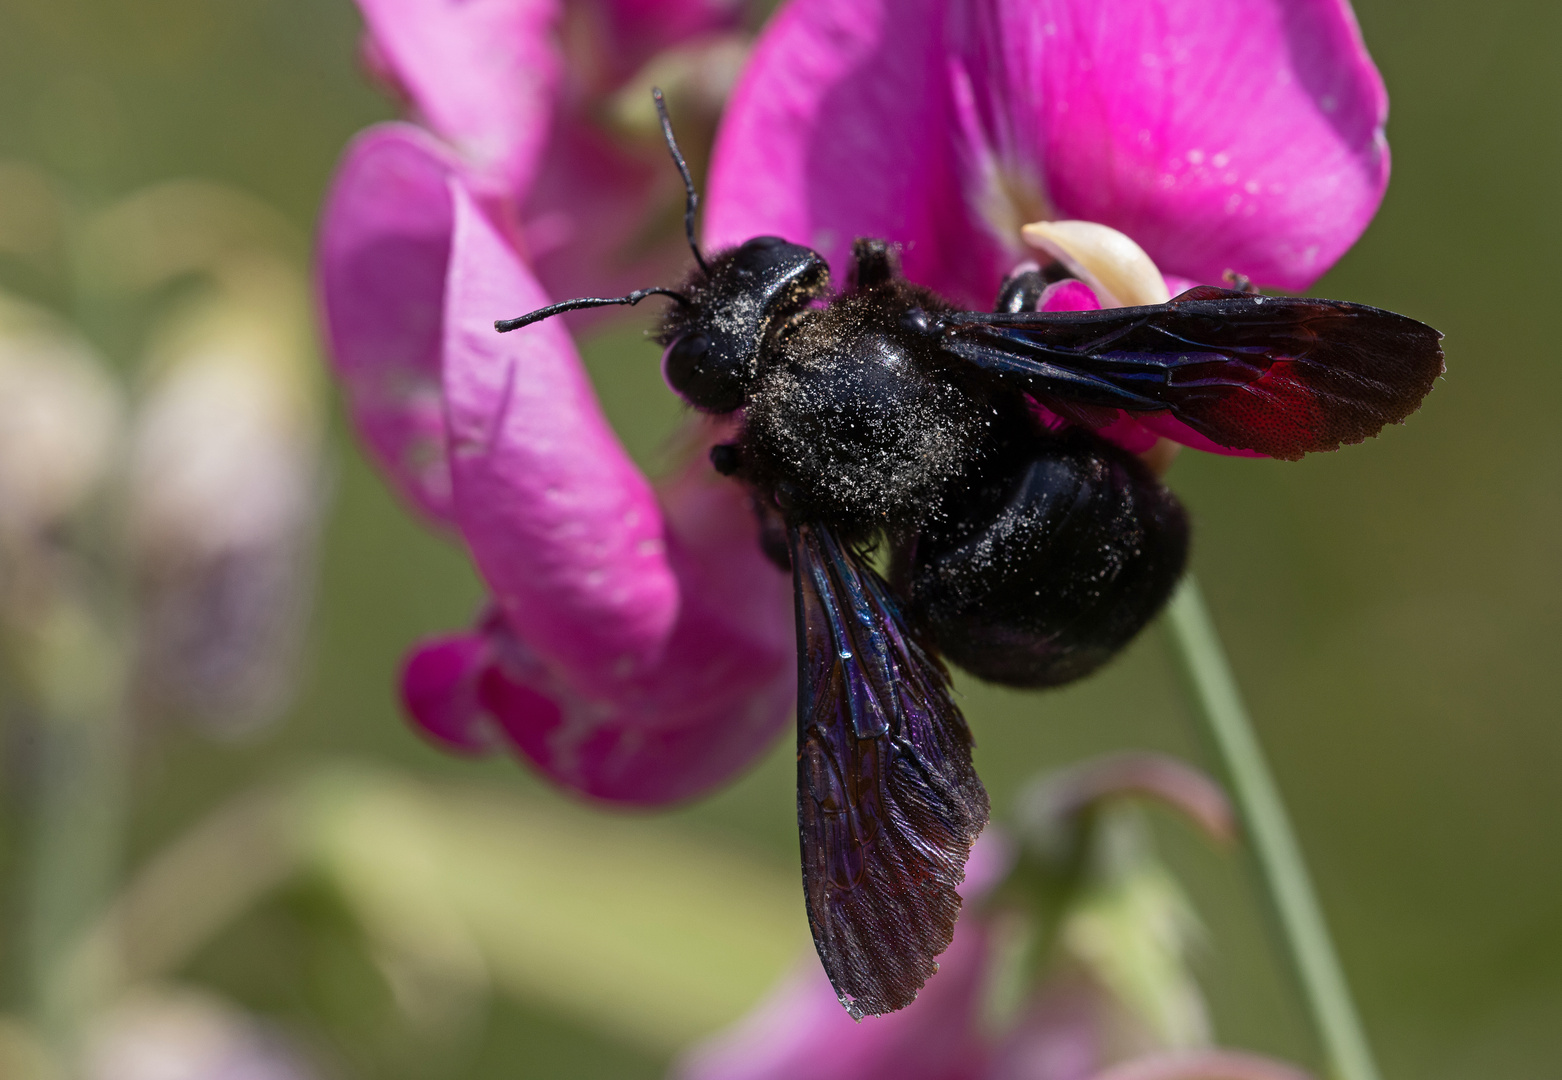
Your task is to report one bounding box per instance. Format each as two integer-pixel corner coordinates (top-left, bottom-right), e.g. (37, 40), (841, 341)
(497, 92), (1444, 1018)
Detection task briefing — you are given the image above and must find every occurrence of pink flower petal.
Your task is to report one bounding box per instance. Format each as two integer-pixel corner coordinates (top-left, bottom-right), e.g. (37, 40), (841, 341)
(481, 633), (795, 805)
(412, 454), (795, 804)
(989, 973), (1114, 1080)
(440, 183), (795, 802)
(949, 0), (1389, 290)
(959, 827), (1017, 901)
(340, 162), (794, 805)
(495, 452), (795, 803)
(712, 0), (1387, 303)
(442, 179), (682, 686)
(1136, 412), (1265, 458)
(317, 123), (461, 525)
(1038, 278), (1101, 313)
(705, 0), (1004, 308)
(355, 0), (561, 193)
(401, 632), (495, 753)
(592, 0), (746, 84)
(520, 120), (687, 310)
(676, 918), (992, 1080)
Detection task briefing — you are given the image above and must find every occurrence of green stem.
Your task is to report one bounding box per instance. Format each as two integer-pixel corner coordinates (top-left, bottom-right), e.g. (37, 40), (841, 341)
(1165, 576), (1381, 1080)
(25, 699), (128, 1044)
(17, 598), (130, 1059)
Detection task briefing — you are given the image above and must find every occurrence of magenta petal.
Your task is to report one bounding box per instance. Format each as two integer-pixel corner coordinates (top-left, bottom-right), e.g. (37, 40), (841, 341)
(520, 120), (679, 307)
(482, 648), (794, 805)
(959, 827), (1016, 902)
(318, 123), (461, 525)
(477, 459), (796, 804)
(356, 0), (561, 193)
(441, 181), (683, 687)
(1138, 413), (1265, 458)
(705, 0), (1003, 308)
(593, 0), (745, 83)
(676, 921), (991, 1080)
(401, 633), (495, 753)
(951, 0), (1389, 290)
(1038, 278), (1101, 313)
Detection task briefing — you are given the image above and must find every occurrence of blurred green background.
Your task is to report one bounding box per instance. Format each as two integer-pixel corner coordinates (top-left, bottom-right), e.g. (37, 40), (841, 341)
(0, 0), (1557, 1077)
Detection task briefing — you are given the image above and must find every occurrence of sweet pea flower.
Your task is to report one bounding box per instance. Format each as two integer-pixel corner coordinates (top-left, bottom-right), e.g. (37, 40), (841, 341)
(319, 0), (1394, 802)
(705, 0), (1390, 457)
(326, 0), (749, 525)
(319, 0), (796, 802)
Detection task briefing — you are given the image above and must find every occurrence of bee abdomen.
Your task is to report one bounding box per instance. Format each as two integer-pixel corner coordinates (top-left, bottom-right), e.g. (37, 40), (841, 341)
(904, 431), (1188, 688)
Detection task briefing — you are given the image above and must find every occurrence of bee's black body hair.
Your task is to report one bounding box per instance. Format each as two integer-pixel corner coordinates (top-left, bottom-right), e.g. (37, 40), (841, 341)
(493, 94), (1443, 1021)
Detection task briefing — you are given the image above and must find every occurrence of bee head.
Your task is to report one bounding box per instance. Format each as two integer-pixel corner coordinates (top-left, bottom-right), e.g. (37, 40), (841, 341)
(494, 92), (827, 414)
(657, 236), (829, 413)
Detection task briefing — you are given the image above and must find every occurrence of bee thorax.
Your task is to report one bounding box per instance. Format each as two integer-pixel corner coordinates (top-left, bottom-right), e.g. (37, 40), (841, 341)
(740, 303), (984, 532)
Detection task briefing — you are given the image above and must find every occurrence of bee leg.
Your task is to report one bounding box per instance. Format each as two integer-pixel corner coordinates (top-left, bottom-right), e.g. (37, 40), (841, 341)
(749, 493), (791, 570)
(1222, 269), (1260, 295)
(995, 260), (1076, 313)
(849, 237), (900, 290)
(709, 442), (741, 476)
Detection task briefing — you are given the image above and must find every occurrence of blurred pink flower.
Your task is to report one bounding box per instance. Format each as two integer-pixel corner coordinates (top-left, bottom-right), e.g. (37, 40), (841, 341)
(317, 0), (1392, 801)
(677, 832), (1015, 1080)
(318, 0), (795, 803)
(674, 760), (1308, 1080)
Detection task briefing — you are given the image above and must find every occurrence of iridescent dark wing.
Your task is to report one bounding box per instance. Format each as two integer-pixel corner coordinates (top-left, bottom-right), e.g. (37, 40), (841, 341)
(934, 286), (1444, 460)
(788, 522), (989, 1019)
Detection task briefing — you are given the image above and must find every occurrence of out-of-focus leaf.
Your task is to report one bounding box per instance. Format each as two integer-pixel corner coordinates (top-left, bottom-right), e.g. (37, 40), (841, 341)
(0, 1017), (60, 1080)
(80, 180), (305, 293)
(71, 785), (300, 996)
(1060, 810), (1209, 1050)
(80, 765), (807, 1054)
(0, 162), (62, 259)
(298, 767), (808, 1052)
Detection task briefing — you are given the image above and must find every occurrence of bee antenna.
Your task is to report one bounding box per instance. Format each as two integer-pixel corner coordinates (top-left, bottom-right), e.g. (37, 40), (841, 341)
(494, 287), (690, 333)
(652, 87), (711, 277)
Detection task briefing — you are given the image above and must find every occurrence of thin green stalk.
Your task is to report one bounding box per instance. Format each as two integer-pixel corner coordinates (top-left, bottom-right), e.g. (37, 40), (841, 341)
(20, 603), (129, 1057)
(1165, 577), (1381, 1080)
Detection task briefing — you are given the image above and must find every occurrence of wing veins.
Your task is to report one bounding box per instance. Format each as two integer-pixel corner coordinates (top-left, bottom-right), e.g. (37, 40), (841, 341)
(936, 289), (1443, 458)
(789, 522), (989, 1019)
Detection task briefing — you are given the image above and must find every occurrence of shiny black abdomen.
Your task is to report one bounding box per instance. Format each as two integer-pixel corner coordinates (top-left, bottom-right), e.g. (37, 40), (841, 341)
(900, 427), (1188, 687)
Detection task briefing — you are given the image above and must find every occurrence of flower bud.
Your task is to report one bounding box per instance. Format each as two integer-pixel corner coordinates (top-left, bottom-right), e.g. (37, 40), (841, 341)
(85, 987), (317, 1080)
(127, 255), (324, 737)
(0, 295), (121, 542)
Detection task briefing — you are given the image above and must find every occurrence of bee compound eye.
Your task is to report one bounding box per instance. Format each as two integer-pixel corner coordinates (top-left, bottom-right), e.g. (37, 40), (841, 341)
(662, 332), (709, 392)
(661, 332), (748, 413)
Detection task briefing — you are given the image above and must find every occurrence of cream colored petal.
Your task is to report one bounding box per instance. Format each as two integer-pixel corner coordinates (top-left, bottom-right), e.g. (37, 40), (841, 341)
(0, 295), (122, 534)
(1020, 220), (1171, 307)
